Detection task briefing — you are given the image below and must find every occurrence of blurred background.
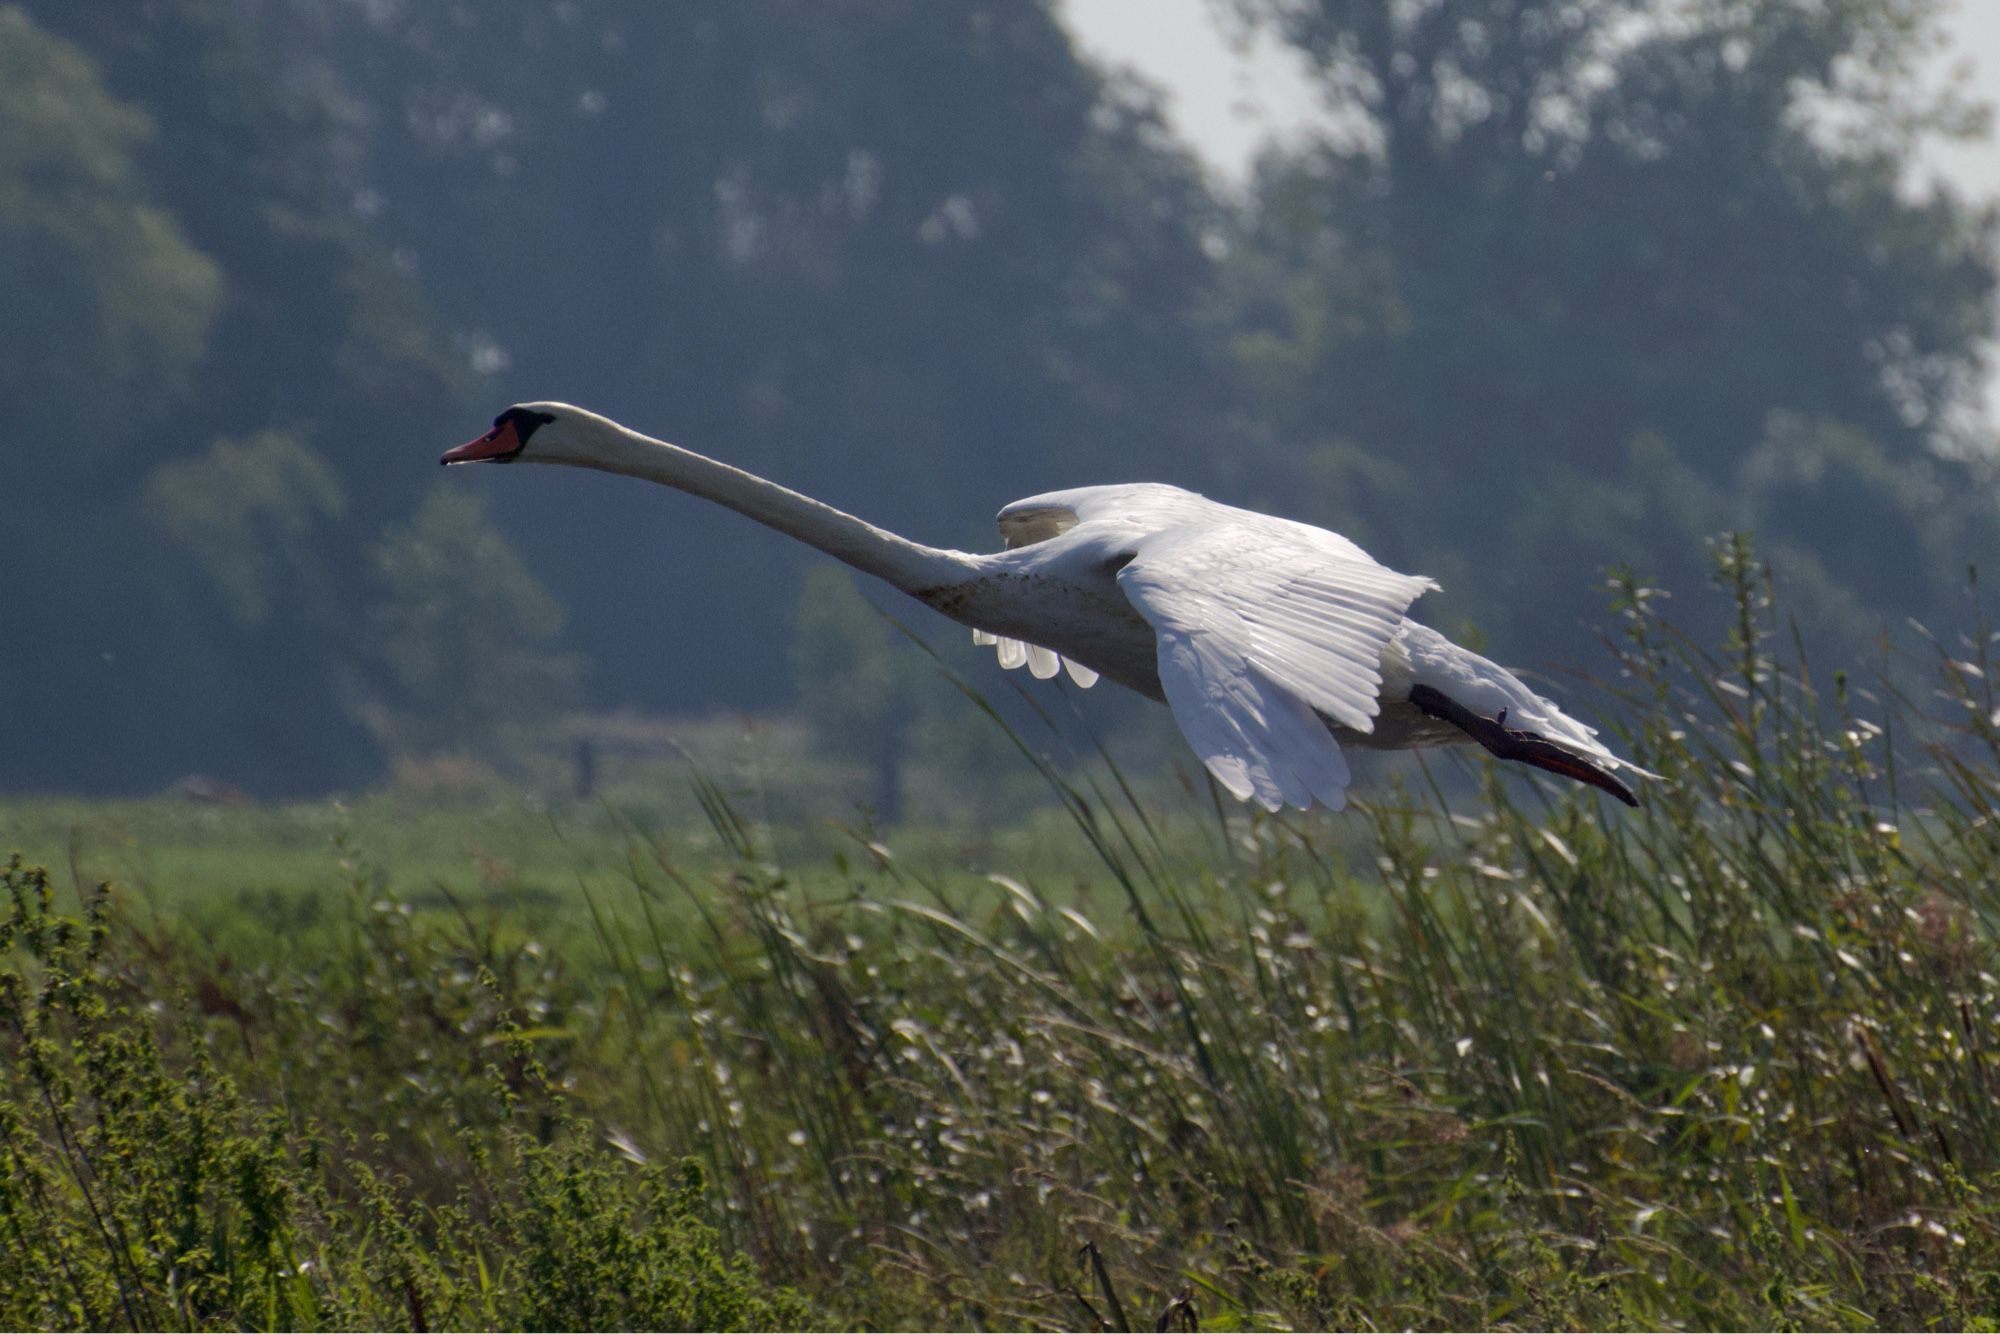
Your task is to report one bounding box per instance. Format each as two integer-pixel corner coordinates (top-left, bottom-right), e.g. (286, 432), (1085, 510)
(5, 0), (1996, 811)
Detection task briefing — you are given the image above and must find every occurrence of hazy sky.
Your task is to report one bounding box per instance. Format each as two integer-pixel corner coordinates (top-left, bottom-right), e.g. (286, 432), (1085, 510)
(1060, 0), (2000, 202)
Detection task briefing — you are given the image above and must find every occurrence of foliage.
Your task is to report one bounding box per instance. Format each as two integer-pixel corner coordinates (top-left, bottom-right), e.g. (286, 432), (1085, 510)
(1225, 0), (1998, 667)
(4, 0), (534, 794)
(7, 0), (1999, 798)
(12, 550), (2000, 1327)
(236, 0), (1238, 721)
(144, 432), (347, 627)
(0, 4), (240, 789)
(552, 551), (2000, 1328)
(0, 854), (808, 1331)
(365, 488), (582, 765)
(0, 6), (220, 472)
(788, 566), (927, 822)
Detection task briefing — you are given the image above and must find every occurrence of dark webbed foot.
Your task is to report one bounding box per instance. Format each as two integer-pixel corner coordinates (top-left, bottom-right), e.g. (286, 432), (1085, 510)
(1409, 683), (1639, 807)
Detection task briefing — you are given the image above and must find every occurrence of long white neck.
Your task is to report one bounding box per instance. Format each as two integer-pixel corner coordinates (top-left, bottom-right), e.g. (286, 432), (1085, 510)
(532, 408), (980, 594)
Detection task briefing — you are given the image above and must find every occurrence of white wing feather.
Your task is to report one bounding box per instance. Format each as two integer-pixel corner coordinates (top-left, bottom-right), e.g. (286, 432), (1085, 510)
(1155, 629), (1354, 810)
(1118, 523), (1436, 811)
(971, 630), (1098, 687)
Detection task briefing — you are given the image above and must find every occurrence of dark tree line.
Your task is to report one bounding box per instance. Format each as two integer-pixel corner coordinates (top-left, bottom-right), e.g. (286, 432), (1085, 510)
(1221, 0), (1997, 652)
(3, 0), (1993, 794)
(8, 1), (470, 791)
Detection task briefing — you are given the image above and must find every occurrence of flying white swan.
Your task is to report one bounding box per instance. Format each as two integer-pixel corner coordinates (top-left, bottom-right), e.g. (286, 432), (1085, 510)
(443, 403), (1645, 810)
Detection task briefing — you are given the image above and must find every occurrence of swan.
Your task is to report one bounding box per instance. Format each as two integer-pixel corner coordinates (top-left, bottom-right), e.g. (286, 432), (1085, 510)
(443, 403), (1646, 810)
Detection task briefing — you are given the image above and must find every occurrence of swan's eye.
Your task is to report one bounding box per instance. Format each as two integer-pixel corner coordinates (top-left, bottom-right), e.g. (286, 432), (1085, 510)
(495, 407), (557, 443)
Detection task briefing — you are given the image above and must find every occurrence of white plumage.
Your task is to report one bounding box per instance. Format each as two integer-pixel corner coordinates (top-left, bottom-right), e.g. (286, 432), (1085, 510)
(444, 404), (1647, 813)
(962, 482), (1641, 811)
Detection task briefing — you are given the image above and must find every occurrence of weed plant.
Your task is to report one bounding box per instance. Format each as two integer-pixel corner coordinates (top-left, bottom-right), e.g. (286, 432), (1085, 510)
(7, 537), (2000, 1329)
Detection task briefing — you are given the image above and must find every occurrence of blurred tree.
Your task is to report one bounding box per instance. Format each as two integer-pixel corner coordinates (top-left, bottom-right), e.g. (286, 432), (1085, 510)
(366, 489), (583, 765)
(143, 433), (345, 627)
(5, 0), (574, 794)
(0, 7), (221, 485)
(18, 0), (470, 525)
(133, 433), (367, 787)
(0, 6), (234, 791)
(12, 0), (1988, 798)
(789, 566), (922, 822)
(1225, 0), (1998, 655)
(240, 0), (1241, 719)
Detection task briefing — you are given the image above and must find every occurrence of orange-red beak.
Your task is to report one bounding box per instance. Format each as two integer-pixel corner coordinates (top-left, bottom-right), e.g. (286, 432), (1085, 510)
(440, 418), (524, 466)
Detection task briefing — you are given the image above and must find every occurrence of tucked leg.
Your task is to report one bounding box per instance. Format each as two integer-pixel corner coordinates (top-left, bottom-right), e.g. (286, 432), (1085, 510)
(1408, 684), (1639, 807)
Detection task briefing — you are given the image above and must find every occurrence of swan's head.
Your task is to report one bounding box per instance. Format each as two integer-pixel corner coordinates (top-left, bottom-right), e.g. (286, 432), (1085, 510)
(440, 402), (601, 467)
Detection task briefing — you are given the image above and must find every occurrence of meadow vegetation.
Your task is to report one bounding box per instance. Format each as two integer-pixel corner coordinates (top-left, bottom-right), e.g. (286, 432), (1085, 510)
(8, 546), (2000, 1330)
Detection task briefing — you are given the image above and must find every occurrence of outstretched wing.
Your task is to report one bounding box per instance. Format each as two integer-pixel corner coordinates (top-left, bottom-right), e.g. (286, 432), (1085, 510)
(1117, 522), (1436, 811)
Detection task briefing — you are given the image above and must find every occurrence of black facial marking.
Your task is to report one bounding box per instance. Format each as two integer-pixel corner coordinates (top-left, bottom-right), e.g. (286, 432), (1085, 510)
(494, 406), (557, 443)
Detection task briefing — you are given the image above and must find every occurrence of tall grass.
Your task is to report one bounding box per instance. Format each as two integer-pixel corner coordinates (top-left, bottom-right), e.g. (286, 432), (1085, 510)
(7, 537), (2000, 1329)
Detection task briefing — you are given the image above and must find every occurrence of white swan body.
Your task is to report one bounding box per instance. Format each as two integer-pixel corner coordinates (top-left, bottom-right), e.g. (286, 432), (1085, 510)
(444, 403), (1646, 812)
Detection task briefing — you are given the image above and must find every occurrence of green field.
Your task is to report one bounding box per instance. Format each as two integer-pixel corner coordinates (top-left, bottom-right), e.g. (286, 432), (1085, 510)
(8, 576), (2000, 1330)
